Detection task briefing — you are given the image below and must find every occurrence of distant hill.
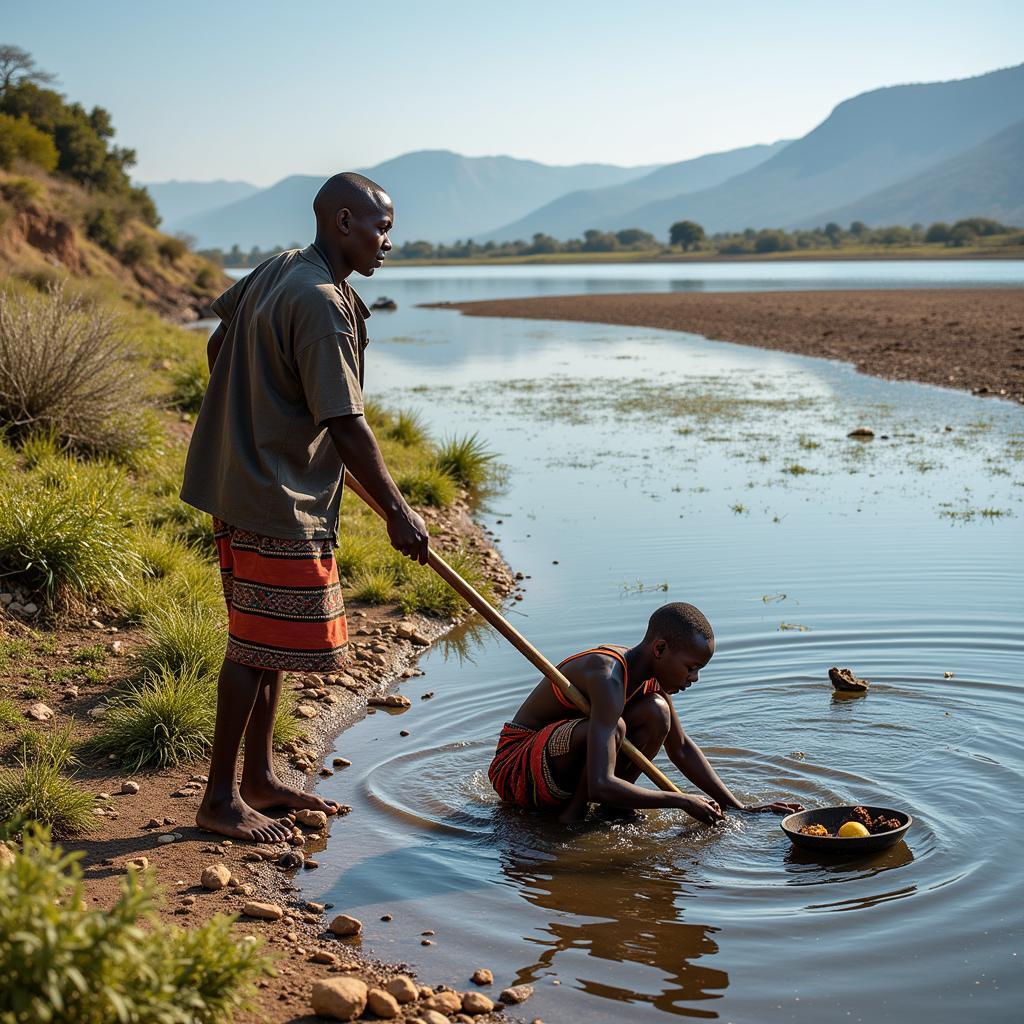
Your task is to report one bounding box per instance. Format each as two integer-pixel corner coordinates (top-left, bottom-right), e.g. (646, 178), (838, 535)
(805, 118), (1024, 228)
(177, 150), (659, 248)
(609, 63), (1024, 237)
(481, 141), (790, 242)
(143, 180), (261, 232)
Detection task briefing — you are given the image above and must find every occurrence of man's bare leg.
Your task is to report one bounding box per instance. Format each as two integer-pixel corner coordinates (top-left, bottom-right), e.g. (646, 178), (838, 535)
(240, 669), (339, 814)
(196, 659), (294, 842)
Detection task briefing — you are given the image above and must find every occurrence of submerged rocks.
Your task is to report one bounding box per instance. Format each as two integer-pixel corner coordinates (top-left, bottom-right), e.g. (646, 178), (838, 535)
(368, 694), (412, 709)
(829, 666), (870, 693)
(295, 808), (329, 829)
(847, 426), (875, 439)
(311, 976), (367, 1020)
(470, 968), (493, 986)
(500, 984), (534, 1005)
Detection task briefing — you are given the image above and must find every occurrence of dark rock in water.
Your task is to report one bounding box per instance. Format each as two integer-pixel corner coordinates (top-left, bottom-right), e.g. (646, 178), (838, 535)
(829, 666), (869, 692)
(371, 296), (398, 311)
(847, 426), (875, 439)
(278, 850), (305, 870)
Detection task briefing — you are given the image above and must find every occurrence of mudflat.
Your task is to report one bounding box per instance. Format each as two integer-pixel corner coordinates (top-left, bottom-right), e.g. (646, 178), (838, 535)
(430, 288), (1024, 404)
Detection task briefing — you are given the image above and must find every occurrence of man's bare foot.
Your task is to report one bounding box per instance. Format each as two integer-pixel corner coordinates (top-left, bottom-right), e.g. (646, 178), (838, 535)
(196, 794), (294, 843)
(240, 777), (340, 814)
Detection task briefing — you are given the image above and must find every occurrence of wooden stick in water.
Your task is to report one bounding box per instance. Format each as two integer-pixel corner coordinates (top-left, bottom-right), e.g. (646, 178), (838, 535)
(344, 471), (682, 796)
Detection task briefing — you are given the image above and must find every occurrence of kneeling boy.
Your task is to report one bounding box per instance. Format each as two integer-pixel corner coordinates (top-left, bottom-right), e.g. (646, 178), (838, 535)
(488, 602), (803, 824)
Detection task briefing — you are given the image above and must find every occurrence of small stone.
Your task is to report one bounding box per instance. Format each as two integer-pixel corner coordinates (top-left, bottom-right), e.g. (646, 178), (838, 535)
(461, 991), (495, 1015)
(368, 694), (412, 708)
(157, 833), (179, 844)
(847, 426), (875, 439)
(304, 900), (325, 913)
(332, 756), (351, 768)
(310, 976), (368, 1020)
(421, 938), (433, 946)
(470, 968), (493, 986)
(367, 988), (401, 1019)
(400, 730), (410, 737)
(62, 685), (79, 700)
(96, 792), (111, 801)
(124, 857), (149, 872)
(410, 632), (431, 647)
(426, 991), (462, 1014)
(242, 901), (284, 921)
(120, 781), (140, 795)
(201, 864), (231, 890)
(328, 914), (362, 936)
(145, 818), (160, 829)
(88, 706), (107, 719)
(295, 808), (328, 829)
(380, 913), (393, 921)
(295, 702), (318, 718)
(418, 986), (434, 999)
(181, 895), (196, 906)
(944, 671), (955, 679)
(26, 703), (54, 722)
(111, 640), (124, 656)
(385, 975), (417, 1003)
(828, 666), (869, 693)
(303, 858), (319, 869)
(420, 1011), (452, 1024)
(500, 984), (534, 1005)
(422, 929), (435, 936)
(22, 602), (38, 615)
(311, 950), (337, 964)
(421, 691), (435, 700)
(278, 850), (304, 870)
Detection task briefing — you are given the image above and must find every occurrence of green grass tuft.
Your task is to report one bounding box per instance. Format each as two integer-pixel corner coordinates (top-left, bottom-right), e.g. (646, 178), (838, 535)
(385, 409), (429, 447)
(138, 602), (225, 680)
(0, 699), (20, 730)
(350, 566), (397, 604)
(91, 667), (215, 772)
(434, 433), (498, 490)
(397, 466), (457, 508)
(272, 686), (302, 748)
(398, 546), (494, 616)
(169, 355), (210, 413)
(0, 726), (97, 838)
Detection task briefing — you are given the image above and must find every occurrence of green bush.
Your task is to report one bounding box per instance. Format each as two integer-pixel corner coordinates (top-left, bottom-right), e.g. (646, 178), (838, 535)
(0, 176), (44, 208)
(91, 667), (215, 771)
(398, 466), (457, 508)
(138, 602), (225, 680)
(385, 409), (428, 447)
(0, 827), (267, 1023)
(0, 727), (96, 838)
(195, 264), (218, 290)
(0, 472), (142, 609)
(169, 355), (210, 413)
(157, 235), (188, 263)
(0, 112), (58, 172)
(84, 205), (121, 251)
(434, 432), (498, 490)
(0, 282), (149, 459)
(121, 235), (154, 266)
(350, 566), (397, 604)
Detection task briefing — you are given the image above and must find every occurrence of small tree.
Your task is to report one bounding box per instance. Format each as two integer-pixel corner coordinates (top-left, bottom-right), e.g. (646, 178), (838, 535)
(0, 45), (56, 95)
(670, 220), (705, 251)
(924, 222), (951, 244)
(824, 222), (843, 248)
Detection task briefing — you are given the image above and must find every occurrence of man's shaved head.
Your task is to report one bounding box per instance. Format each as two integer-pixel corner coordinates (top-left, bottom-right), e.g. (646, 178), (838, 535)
(313, 172), (391, 230)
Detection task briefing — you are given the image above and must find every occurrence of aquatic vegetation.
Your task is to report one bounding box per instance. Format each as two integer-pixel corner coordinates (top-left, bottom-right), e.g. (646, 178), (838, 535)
(782, 463), (811, 475)
(798, 435), (821, 450)
(622, 579), (670, 594)
(730, 503), (748, 514)
(0, 827), (267, 1022)
(779, 622), (811, 631)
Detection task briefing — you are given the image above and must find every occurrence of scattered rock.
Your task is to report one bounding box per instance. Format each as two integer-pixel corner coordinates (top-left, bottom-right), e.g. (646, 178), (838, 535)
(278, 850), (304, 870)
(410, 632), (431, 647)
(295, 808), (328, 829)
(421, 938), (434, 945)
(62, 686), (79, 700)
(26, 703), (54, 722)
(400, 730), (410, 737)
(418, 985), (435, 999)
(120, 781), (140, 795)
(470, 968), (493, 986)
(200, 864), (231, 890)
(420, 1011), (452, 1024)
(310, 976), (368, 1020)
(22, 602), (38, 616)
(304, 900), (325, 913)
(369, 694), (412, 708)
(426, 991), (462, 1014)
(144, 818), (160, 829)
(157, 833), (179, 844)
(367, 988), (401, 1019)
(242, 901), (284, 921)
(461, 991), (495, 1015)
(421, 691), (435, 700)
(295, 702), (318, 718)
(384, 975), (418, 1003)
(828, 666), (869, 693)
(944, 671), (955, 679)
(311, 950), (337, 965)
(847, 426), (875, 439)
(332, 756), (352, 768)
(111, 640), (124, 656)
(500, 984), (534, 1005)
(380, 913), (393, 922)
(124, 857), (149, 872)
(328, 914), (362, 936)
(0, 844), (15, 867)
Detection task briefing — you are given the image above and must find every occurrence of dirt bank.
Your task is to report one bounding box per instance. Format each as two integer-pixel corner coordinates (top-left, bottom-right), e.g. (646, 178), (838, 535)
(427, 289), (1024, 404)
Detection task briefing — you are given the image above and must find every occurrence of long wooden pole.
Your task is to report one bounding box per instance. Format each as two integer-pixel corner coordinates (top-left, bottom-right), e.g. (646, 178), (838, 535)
(344, 472), (682, 795)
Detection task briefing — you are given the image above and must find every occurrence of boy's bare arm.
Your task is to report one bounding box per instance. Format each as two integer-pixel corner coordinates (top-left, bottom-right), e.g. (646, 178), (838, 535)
(586, 670), (722, 822)
(326, 413), (429, 563)
(664, 699), (803, 814)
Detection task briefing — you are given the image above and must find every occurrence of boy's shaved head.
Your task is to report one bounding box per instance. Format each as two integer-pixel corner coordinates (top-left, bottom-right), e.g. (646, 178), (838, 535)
(313, 172), (391, 228)
(646, 602), (714, 649)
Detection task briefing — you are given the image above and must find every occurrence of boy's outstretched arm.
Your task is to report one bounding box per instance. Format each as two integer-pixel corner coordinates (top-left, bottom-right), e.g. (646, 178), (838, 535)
(663, 698), (804, 814)
(585, 669), (723, 824)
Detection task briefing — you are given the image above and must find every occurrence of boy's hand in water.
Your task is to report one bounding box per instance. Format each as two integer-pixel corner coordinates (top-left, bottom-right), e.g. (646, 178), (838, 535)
(677, 794), (725, 824)
(740, 800), (805, 814)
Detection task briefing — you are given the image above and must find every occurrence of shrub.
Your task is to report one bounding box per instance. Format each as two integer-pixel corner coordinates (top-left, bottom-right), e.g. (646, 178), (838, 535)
(385, 409), (428, 447)
(84, 205), (121, 251)
(157, 235), (188, 263)
(0, 827), (267, 1023)
(169, 355), (210, 413)
(138, 601), (225, 680)
(195, 264), (218, 289)
(0, 112), (59, 172)
(121, 235), (154, 265)
(350, 566), (397, 604)
(0, 727), (96, 838)
(0, 176), (44, 208)
(0, 282), (148, 458)
(0, 473), (142, 609)
(434, 432), (498, 490)
(91, 667), (215, 771)
(398, 546), (494, 616)
(398, 466), (457, 508)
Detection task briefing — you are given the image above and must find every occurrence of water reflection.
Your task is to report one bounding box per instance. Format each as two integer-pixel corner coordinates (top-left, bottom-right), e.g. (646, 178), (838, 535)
(500, 842), (729, 1018)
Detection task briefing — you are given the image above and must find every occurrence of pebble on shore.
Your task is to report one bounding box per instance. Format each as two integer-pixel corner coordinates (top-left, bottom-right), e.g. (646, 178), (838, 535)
(310, 976), (367, 1020)
(328, 914), (363, 936)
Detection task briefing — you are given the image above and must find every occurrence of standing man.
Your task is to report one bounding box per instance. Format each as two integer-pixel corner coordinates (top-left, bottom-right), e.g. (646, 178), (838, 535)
(180, 173), (428, 842)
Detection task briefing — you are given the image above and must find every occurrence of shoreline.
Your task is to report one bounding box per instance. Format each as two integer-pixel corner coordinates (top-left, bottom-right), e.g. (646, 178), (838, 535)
(427, 288), (1024, 404)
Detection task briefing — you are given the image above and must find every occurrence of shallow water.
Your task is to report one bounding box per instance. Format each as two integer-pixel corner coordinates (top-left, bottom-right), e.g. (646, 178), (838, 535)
(278, 266), (1024, 1022)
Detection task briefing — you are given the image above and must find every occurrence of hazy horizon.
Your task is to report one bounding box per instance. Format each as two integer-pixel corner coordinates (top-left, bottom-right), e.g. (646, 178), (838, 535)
(5, 1), (1022, 187)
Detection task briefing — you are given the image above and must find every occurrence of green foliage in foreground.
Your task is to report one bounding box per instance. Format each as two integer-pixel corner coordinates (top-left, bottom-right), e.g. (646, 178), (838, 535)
(0, 827), (268, 1024)
(435, 432), (499, 491)
(0, 727), (96, 838)
(397, 465), (458, 508)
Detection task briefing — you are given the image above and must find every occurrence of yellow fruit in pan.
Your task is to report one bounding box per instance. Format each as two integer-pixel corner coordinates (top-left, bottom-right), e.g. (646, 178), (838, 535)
(838, 821), (871, 838)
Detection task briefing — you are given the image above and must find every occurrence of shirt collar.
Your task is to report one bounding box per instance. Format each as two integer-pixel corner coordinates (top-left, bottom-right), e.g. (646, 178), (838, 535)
(299, 244), (372, 320)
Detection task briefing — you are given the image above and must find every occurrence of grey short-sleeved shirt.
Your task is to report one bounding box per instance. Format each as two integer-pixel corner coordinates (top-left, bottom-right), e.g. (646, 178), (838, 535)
(180, 245), (371, 540)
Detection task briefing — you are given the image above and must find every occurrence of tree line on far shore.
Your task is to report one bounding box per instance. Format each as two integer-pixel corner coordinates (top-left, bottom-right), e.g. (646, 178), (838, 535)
(200, 216), (1022, 268)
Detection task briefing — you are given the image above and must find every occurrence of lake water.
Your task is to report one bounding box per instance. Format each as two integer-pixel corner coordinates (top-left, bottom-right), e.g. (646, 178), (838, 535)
(225, 262), (1024, 1022)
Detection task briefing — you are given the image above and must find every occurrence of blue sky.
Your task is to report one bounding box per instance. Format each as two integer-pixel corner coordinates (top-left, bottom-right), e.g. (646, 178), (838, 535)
(5, 0), (1022, 186)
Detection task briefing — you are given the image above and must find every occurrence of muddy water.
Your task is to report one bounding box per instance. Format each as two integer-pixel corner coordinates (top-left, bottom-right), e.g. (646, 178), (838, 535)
(291, 269), (1024, 1023)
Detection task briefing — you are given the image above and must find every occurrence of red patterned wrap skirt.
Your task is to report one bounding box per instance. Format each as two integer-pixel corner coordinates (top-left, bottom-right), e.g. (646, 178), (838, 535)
(488, 719), (582, 808)
(213, 518), (349, 673)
